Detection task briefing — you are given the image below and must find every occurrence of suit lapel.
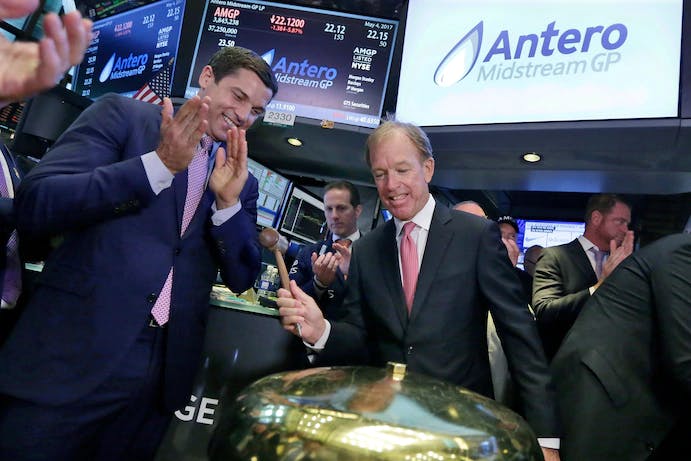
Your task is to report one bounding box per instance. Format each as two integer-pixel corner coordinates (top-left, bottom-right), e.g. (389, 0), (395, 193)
(568, 239), (598, 284)
(409, 204), (453, 323)
(377, 220), (409, 330)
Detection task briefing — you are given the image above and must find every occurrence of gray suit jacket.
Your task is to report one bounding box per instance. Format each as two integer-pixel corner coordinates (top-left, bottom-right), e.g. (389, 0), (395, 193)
(532, 238), (596, 360)
(317, 204), (560, 438)
(552, 233), (691, 460)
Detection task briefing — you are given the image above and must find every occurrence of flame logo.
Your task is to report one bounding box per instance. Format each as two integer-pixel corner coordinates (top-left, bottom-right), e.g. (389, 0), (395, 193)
(434, 22), (483, 87)
(261, 49), (275, 66)
(99, 53), (116, 83)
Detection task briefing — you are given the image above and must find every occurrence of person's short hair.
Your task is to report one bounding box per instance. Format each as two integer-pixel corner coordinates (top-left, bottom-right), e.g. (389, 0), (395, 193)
(324, 180), (360, 207)
(584, 194), (630, 224)
(497, 215), (519, 233)
(454, 200), (487, 218)
(208, 46), (278, 97)
(365, 117), (433, 167)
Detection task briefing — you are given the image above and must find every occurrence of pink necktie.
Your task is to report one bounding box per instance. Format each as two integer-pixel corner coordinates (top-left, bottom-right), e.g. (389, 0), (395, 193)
(400, 222), (418, 314)
(151, 135), (213, 325)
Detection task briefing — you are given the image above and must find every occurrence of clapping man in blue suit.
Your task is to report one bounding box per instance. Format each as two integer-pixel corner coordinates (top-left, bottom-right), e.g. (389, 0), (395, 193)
(0, 46), (277, 461)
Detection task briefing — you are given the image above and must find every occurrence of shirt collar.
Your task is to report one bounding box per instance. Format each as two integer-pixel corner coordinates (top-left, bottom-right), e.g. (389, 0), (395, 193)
(578, 235), (598, 252)
(394, 194), (435, 236)
(332, 229), (361, 242)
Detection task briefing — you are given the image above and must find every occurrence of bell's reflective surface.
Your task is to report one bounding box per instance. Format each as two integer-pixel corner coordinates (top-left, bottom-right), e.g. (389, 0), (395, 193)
(209, 363), (542, 460)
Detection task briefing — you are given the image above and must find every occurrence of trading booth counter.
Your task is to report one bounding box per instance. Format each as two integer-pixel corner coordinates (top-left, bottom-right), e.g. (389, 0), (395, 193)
(155, 286), (308, 461)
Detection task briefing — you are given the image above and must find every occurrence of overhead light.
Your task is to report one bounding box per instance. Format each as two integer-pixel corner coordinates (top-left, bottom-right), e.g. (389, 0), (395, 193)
(522, 152), (541, 163)
(286, 137), (303, 147)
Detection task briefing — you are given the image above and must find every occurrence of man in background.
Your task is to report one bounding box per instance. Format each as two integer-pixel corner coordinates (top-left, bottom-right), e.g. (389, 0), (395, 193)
(552, 233), (691, 460)
(453, 200), (487, 218)
(279, 120), (560, 461)
(523, 244), (544, 277)
(496, 215), (533, 303)
(0, 46), (277, 461)
(532, 194), (634, 361)
(0, 0), (92, 107)
(289, 180), (362, 319)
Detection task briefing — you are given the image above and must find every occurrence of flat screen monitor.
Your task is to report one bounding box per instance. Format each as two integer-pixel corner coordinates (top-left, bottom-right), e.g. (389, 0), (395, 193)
(514, 218), (585, 269)
(396, 0), (682, 126)
(72, 0), (185, 99)
(185, 0), (398, 129)
(516, 218), (585, 250)
(278, 186), (325, 244)
(11, 85), (93, 158)
(247, 157), (291, 228)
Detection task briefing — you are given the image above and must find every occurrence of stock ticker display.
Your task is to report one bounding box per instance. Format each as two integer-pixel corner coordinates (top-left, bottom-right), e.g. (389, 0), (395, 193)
(185, 0), (399, 128)
(73, 0), (185, 99)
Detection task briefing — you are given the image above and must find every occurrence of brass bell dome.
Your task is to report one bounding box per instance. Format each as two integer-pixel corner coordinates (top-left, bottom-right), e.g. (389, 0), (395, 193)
(208, 362), (542, 460)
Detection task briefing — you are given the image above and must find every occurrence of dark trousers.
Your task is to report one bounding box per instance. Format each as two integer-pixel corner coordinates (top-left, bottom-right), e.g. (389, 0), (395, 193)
(0, 323), (172, 461)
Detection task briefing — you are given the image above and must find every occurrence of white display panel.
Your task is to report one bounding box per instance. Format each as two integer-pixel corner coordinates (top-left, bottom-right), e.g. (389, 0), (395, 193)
(397, 0), (683, 126)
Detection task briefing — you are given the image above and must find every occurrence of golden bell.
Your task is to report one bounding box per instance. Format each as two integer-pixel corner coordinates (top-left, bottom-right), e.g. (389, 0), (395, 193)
(208, 363), (542, 460)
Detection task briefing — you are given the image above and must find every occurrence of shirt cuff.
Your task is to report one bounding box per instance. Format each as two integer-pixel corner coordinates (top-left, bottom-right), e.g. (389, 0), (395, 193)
(211, 201), (241, 226)
(537, 438), (560, 449)
(313, 276), (327, 297)
(304, 319), (331, 351)
(141, 151), (174, 194)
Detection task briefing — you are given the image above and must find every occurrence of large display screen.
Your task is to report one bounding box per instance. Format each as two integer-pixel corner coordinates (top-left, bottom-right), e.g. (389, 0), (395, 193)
(517, 219), (585, 251)
(247, 157), (291, 228)
(73, 0), (185, 99)
(397, 0), (683, 126)
(185, 0), (398, 128)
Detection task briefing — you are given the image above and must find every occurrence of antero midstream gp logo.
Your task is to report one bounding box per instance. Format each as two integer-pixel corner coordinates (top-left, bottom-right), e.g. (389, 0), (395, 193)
(99, 52), (149, 82)
(262, 49), (337, 90)
(434, 21), (627, 87)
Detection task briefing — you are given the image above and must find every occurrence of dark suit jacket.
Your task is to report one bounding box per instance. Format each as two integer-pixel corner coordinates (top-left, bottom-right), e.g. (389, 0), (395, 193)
(288, 237), (350, 320)
(0, 94), (261, 411)
(552, 233), (691, 461)
(532, 238), (596, 360)
(316, 204), (559, 438)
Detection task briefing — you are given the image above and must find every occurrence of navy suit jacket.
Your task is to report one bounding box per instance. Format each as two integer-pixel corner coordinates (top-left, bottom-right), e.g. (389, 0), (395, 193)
(288, 238), (349, 320)
(552, 233), (691, 460)
(532, 238), (597, 360)
(0, 94), (261, 410)
(316, 204), (560, 438)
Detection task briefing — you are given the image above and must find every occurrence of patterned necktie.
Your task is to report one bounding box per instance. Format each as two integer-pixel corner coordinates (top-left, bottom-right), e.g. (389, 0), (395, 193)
(151, 135), (213, 325)
(400, 222), (419, 314)
(334, 238), (352, 249)
(592, 247), (606, 279)
(0, 165), (20, 308)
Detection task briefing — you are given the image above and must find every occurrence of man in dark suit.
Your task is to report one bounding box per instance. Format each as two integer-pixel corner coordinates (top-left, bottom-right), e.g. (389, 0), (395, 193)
(0, 46), (277, 460)
(552, 233), (691, 461)
(532, 194), (634, 361)
(289, 180), (362, 319)
(278, 120), (561, 460)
